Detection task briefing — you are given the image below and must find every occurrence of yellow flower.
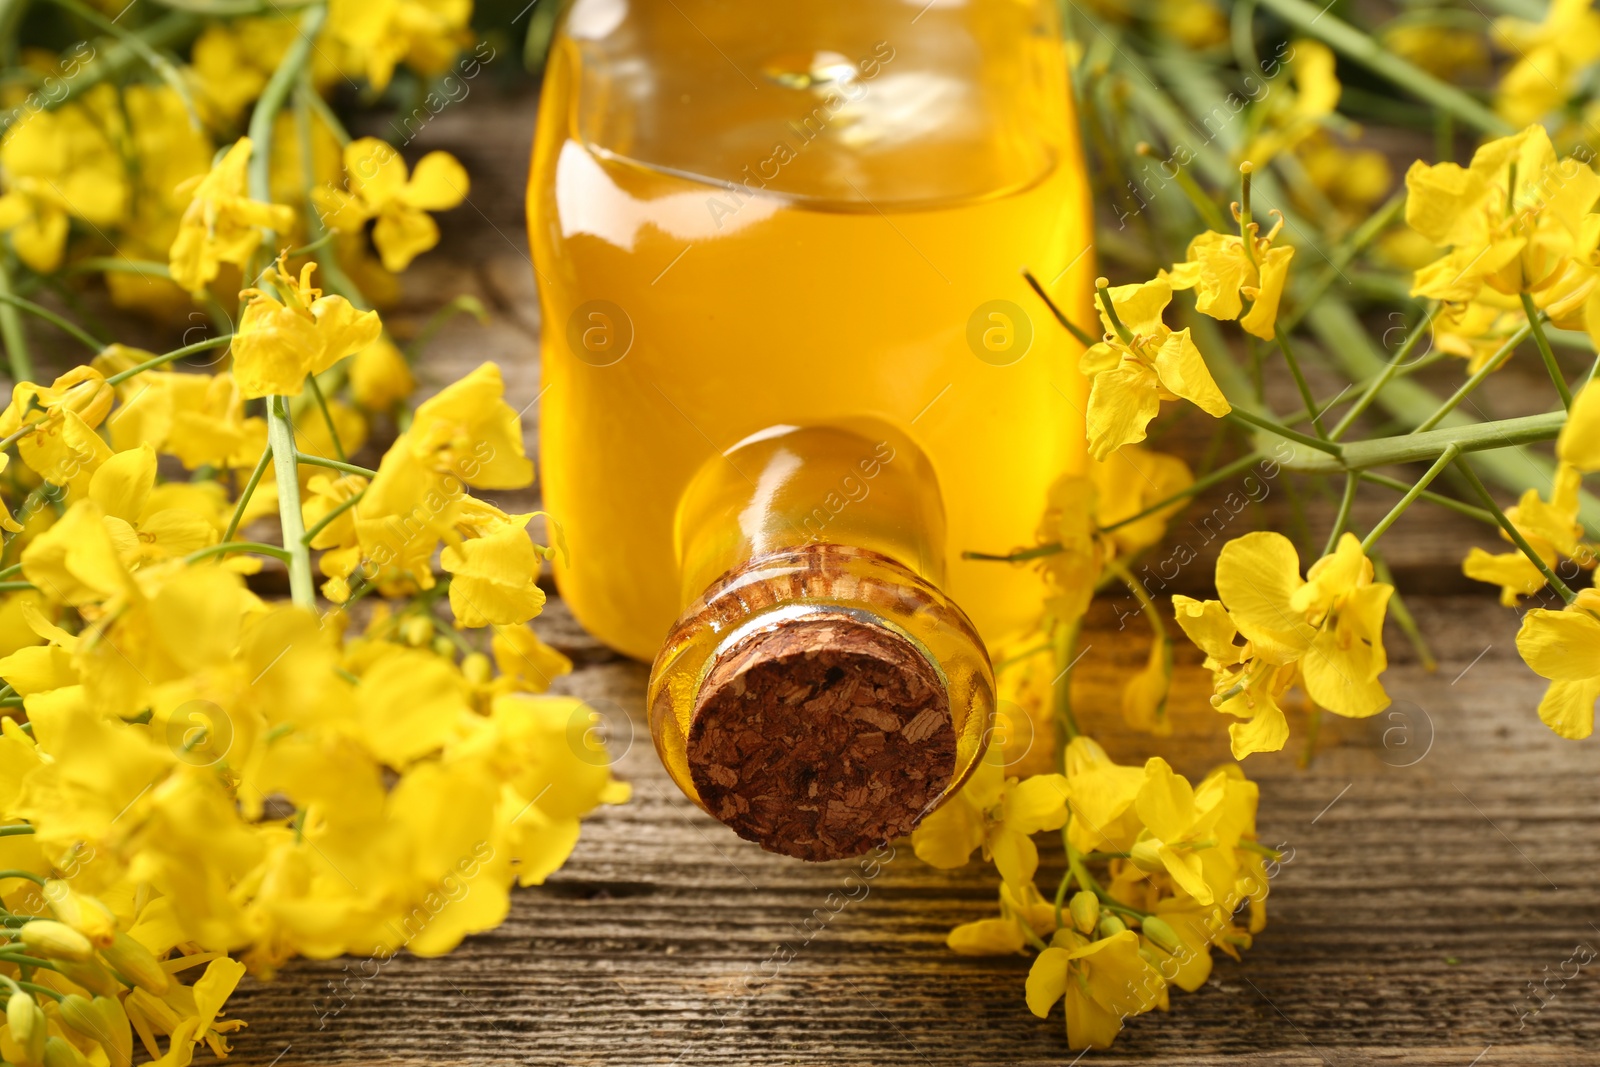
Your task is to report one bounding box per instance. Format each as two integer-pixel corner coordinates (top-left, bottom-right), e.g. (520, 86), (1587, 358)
(1294, 130), (1394, 223)
(232, 259), (382, 398)
(442, 514), (549, 628)
(1493, 0), (1600, 127)
(348, 336), (415, 411)
(1516, 586), (1600, 738)
(946, 881), (1058, 956)
(1558, 379), (1600, 471)
(912, 747), (1069, 891)
(1383, 24), (1489, 81)
(1406, 126), (1599, 305)
(1429, 301), (1525, 374)
(326, 0), (472, 90)
(1463, 464), (1594, 605)
(1241, 40), (1340, 165)
(1025, 929), (1164, 1049)
(169, 138), (295, 294)
(1172, 594), (1297, 759)
(353, 363), (535, 591)
(490, 623), (572, 694)
(1207, 531), (1393, 721)
(1126, 757), (1254, 907)
(1169, 212), (1295, 341)
(317, 138), (467, 272)
(1091, 444), (1193, 559)
(187, 18), (297, 124)
(1080, 277), (1230, 460)
(1063, 736), (1146, 856)
(0, 365), (114, 497)
(0, 86), (128, 272)
(89, 446), (218, 569)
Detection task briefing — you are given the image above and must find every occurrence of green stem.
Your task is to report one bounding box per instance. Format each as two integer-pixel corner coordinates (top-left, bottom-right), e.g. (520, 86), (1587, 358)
(1330, 303), (1435, 440)
(184, 540), (293, 564)
(268, 399), (316, 607)
(103, 334), (234, 385)
(1275, 325), (1326, 438)
(43, 0), (202, 128)
(1021, 269), (1096, 348)
(964, 542), (1063, 563)
(1324, 474), (1359, 556)
(0, 292), (103, 351)
(1413, 319), (1534, 434)
(247, 6), (327, 613)
(1287, 411), (1563, 475)
(301, 487), (364, 546)
(1456, 459), (1575, 604)
(1361, 444), (1460, 551)
(1225, 406), (1343, 456)
(0, 870), (45, 885)
(305, 375), (346, 461)
(223, 445), (273, 541)
(1052, 620), (1082, 747)
(1254, 0), (1513, 135)
(0, 255), (32, 382)
(405, 296), (489, 361)
(295, 453), (375, 478)
(1373, 553), (1437, 672)
(63, 257), (171, 279)
(1521, 291), (1572, 409)
(0, 824), (33, 836)
(1101, 451), (1264, 533)
(1359, 471), (1496, 526)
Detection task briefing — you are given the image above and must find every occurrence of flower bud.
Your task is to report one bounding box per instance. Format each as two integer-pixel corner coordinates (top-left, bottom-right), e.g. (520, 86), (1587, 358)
(99, 932), (169, 995)
(431, 635), (456, 659)
(1140, 915), (1184, 955)
(462, 652), (492, 686)
(56, 995), (105, 1043)
(53, 959), (123, 998)
(1129, 836), (1166, 873)
(7, 991), (45, 1066)
(44, 883), (117, 948)
(401, 615), (433, 646)
(1068, 891), (1099, 935)
(93, 996), (133, 1067)
(1097, 913), (1127, 939)
(52, 367), (113, 429)
(20, 919), (95, 962)
(43, 1036), (91, 1067)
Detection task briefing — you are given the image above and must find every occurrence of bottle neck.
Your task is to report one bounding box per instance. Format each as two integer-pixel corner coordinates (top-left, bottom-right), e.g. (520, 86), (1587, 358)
(674, 422), (947, 605)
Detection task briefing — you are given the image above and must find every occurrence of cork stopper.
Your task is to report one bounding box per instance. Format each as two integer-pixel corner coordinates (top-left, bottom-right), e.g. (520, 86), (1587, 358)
(687, 610), (956, 861)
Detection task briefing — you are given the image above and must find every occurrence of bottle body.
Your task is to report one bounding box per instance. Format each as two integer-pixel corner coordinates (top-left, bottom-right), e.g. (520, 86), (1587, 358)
(528, 0), (1093, 662)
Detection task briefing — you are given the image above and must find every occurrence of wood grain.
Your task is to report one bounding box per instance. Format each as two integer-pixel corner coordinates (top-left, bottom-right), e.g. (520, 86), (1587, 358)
(218, 88), (1600, 1065)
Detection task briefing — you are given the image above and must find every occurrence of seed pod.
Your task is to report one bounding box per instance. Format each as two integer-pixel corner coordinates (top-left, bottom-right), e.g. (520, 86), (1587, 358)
(43, 883), (117, 949)
(1097, 913), (1127, 939)
(1068, 891), (1099, 935)
(1140, 915), (1184, 955)
(99, 933), (169, 995)
(93, 995), (133, 1067)
(43, 1036), (91, 1067)
(19, 919), (95, 962)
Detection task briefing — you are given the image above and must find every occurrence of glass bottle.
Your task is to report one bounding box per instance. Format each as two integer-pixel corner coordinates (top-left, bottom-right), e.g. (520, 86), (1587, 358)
(528, 0), (1092, 859)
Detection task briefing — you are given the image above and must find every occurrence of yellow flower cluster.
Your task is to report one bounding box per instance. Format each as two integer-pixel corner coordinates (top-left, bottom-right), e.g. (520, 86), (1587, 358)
(920, 738), (1269, 1050)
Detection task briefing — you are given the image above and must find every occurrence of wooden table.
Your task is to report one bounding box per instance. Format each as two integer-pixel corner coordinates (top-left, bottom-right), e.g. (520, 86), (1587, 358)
(226, 87), (1600, 1066)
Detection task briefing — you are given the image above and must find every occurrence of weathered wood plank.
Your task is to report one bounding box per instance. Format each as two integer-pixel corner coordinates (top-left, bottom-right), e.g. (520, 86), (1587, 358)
(215, 87), (1600, 1065)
